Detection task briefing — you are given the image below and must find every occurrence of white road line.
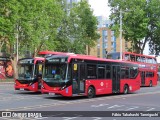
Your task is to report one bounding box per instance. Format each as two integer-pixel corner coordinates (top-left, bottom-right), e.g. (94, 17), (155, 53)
(107, 105), (124, 109)
(92, 117), (102, 120)
(35, 117), (48, 119)
(125, 106), (139, 111)
(91, 103), (109, 107)
(146, 108), (155, 111)
(63, 117), (78, 120)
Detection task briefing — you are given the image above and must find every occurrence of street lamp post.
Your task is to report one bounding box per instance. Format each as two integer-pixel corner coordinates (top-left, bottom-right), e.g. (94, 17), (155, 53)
(119, 9), (123, 60)
(16, 33), (18, 62)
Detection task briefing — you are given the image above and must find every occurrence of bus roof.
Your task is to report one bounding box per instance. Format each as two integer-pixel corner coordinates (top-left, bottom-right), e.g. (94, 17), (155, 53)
(46, 54), (138, 65)
(18, 57), (45, 64)
(123, 52), (156, 58)
(69, 54), (137, 64)
(38, 51), (74, 56)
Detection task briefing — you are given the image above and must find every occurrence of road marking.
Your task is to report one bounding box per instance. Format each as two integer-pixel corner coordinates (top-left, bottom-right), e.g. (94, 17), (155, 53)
(91, 103), (109, 107)
(107, 105), (124, 109)
(35, 117), (48, 119)
(63, 115), (83, 120)
(63, 117), (78, 120)
(146, 108), (155, 111)
(92, 117), (102, 120)
(125, 106), (139, 111)
(1, 91), (160, 111)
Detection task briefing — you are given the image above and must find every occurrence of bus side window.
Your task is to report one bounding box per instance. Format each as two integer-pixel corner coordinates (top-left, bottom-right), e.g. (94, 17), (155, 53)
(153, 58), (157, 64)
(121, 66), (129, 79)
(106, 65), (111, 79)
(87, 64), (97, 79)
(142, 57), (146, 63)
(136, 56), (141, 62)
(146, 58), (149, 63)
(98, 65), (105, 79)
(130, 67), (138, 78)
(125, 54), (130, 61)
(130, 55), (135, 61)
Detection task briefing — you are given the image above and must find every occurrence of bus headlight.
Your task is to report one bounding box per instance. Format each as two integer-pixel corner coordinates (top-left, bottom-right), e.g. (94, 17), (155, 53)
(29, 82), (33, 86)
(60, 85), (67, 90)
(41, 84), (44, 88)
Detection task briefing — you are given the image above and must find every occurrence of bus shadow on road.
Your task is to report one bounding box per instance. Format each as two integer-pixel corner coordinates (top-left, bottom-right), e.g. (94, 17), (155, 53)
(43, 92), (137, 101)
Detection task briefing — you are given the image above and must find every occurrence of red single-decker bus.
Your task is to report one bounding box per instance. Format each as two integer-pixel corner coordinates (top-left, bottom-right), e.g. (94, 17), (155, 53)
(41, 54), (140, 98)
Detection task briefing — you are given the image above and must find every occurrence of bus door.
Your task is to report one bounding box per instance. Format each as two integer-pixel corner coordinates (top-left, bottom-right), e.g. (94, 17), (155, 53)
(72, 63), (85, 94)
(37, 64), (43, 89)
(141, 71), (145, 85)
(112, 65), (120, 93)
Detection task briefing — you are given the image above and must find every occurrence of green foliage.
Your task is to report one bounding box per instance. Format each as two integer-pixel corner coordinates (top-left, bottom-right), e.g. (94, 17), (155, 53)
(19, 0), (63, 56)
(0, 0), (63, 57)
(55, 0), (99, 54)
(0, 0), (99, 57)
(108, 0), (160, 54)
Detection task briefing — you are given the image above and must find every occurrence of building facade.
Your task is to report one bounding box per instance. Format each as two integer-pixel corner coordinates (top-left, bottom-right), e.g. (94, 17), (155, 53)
(89, 26), (132, 58)
(88, 16), (132, 58)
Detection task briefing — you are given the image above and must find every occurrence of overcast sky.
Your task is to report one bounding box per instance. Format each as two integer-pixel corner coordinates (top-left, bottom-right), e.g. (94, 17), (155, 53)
(88, 0), (111, 18)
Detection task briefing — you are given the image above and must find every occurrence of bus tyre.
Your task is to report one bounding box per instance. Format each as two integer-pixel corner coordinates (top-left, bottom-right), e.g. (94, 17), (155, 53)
(149, 81), (152, 87)
(124, 85), (129, 94)
(87, 86), (95, 98)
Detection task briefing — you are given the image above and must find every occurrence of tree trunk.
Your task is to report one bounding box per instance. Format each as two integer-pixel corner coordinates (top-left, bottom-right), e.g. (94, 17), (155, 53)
(10, 56), (18, 79)
(141, 37), (148, 54)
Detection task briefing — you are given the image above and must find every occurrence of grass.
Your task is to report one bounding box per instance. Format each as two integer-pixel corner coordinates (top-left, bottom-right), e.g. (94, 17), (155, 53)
(0, 78), (14, 82)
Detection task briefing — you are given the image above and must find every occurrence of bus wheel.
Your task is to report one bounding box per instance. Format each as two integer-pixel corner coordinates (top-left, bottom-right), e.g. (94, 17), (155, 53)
(124, 85), (129, 94)
(149, 81), (152, 87)
(87, 86), (95, 98)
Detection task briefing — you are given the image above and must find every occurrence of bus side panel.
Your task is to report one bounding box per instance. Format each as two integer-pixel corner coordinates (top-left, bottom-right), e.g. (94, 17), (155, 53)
(103, 80), (112, 94)
(146, 76), (158, 86)
(152, 71), (158, 86)
(85, 79), (112, 95)
(120, 79), (140, 93)
(143, 70), (157, 86)
(153, 76), (158, 86)
(145, 77), (150, 86)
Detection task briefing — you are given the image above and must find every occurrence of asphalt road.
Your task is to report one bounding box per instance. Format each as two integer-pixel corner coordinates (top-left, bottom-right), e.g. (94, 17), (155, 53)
(0, 82), (160, 120)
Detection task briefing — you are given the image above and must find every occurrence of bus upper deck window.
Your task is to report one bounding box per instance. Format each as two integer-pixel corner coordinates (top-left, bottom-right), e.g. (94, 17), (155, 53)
(136, 56), (141, 62)
(131, 55), (135, 61)
(125, 54), (130, 61)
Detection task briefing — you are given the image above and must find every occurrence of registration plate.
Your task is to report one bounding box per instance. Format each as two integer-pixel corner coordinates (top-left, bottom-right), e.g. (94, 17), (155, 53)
(20, 88), (24, 90)
(49, 93), (55, 95)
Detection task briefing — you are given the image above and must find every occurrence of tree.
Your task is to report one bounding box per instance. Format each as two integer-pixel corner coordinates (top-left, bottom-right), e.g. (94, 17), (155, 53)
(18, 0), (63, 57)
(55, 0), (99, 54)
(0, 0), (63, 77)
(108, 0), (160, 54)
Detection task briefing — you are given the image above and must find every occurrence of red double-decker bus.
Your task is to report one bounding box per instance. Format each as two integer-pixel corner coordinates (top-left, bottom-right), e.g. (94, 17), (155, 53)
(107, 52), (158, 87)
(41, 54), (140, 98)
(14, 51), (71, 92)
